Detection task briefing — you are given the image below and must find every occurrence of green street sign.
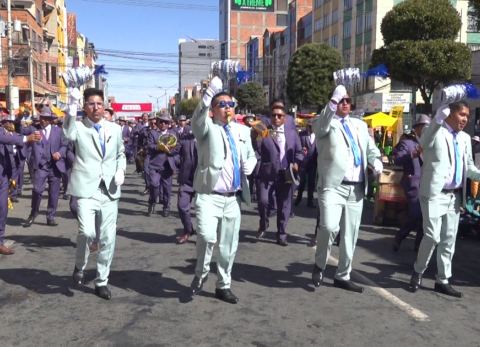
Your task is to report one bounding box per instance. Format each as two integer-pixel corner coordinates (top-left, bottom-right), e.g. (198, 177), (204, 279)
(231, 0), (274, 12)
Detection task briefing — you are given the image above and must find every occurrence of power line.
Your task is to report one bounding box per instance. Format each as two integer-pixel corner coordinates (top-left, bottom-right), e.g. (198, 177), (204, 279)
(77, 0), (217, 11)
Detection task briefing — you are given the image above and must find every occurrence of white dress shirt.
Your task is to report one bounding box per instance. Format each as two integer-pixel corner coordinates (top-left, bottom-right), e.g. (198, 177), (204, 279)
(214, 124), (241, 193)
(273, 124), (286, 166)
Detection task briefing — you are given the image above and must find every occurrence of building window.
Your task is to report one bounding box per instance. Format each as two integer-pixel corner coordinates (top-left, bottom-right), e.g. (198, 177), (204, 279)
(331, 35), (338, 48)
(277, 14), (288, 26)
(198, 53), (206, 56)
(314, 0), (323, 8)
(51, 66), (57, 85)
(343, 49), (351, 64)
(356, 14), (364, 34)
(276, 0), (288, 11)
(344, 0), (352, 10)
(323, 14), (330, 28)
(36, 9), (42, 25)
(343, 19), (352, 38)
(314, 19), (323, 32)
(365, 12), (372, 30)
(198, 45), (206, 49)
(332, 9), (339, 24)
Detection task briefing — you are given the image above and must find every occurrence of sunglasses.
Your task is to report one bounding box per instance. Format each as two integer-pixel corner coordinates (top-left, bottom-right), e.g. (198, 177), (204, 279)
(215, 100), (235, 109)
(271, 113), (284, 119)
(339, 98), (352, 105)
(158, 120), (170, 124)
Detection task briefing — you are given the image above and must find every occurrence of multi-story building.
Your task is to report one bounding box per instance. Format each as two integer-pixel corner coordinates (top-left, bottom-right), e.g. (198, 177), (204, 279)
(178, 38), (220, 100)
(219, 0), (290, 64)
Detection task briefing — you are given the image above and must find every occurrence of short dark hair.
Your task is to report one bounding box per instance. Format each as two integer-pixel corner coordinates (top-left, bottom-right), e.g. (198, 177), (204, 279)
(211, 92), (232, 107)
(449, 100), (469, 114)
(84, 88), (104, 102)
(270, 104), (285, 115)
(104, 108), (114, 116)
(270, 99), (284, 108)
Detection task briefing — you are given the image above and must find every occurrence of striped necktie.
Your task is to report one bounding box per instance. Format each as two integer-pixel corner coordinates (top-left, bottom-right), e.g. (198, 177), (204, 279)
(224, 124), (241, 190)
(341, 118), (361, 167)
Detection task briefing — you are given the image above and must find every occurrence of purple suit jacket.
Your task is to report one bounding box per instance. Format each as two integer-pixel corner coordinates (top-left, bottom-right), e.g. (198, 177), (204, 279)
(177, 127), (197, 186)
(147, 128), (180, 171)
(31, 125), (67, 173)
(258, 126), (303, 182)
(393, 132), (422, 199)
(0, 128), (25, 178)
(299, 129), (317, 170)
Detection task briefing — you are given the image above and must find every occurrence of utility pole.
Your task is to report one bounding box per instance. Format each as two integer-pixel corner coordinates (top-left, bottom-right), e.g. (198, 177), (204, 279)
(27, 36), (35, 116)
(6, 0), (14, 116)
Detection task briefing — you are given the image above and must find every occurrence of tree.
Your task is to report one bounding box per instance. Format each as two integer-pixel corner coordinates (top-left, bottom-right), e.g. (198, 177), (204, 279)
(371, 0), (471, 106)
(178, 97), (200, 117)
(286, 43), (341, 110)
(236, 82), (265, 113)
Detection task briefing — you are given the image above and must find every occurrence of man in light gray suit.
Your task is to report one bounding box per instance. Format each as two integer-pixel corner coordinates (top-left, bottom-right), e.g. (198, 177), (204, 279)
(311, 85), (382, 293)
(409, 100), (480, 298)
(64, 87), (126, 300)
(190, 77), (257, 304)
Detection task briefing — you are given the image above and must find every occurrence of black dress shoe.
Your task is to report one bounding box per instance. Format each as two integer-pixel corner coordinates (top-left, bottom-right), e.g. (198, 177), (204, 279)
(256, 229), (265, 239)
(190, 275), (208, 296)
(333, 279), (364, 293)
(215, 288), (238, 304)
(72, 266), (84, 286)
(276, 238), (288, 247)
(434, 282), (462, 298)
(312, 265), (323, 287)
(162, 209), (170, 217)
(23, 214), (37, 228)
(409, 271), (422, 292)
(95, 286), (112, 300)
(146, 204), (155, 217)
(10, 197), (19, 203)
(47, 219), (58, 226)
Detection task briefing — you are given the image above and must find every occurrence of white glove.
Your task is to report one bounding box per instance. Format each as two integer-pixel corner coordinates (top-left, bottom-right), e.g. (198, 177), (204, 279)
(434, 104), (450, 124)
(331, 85), (347, 104)
(202, 76), (223, 107)
(68, 87), (82, 117)
(114, 169), (125, 186)
(373, 159), (383, 176)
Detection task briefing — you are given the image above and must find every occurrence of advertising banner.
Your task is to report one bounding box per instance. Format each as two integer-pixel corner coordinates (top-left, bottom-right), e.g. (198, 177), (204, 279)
(231, 0), (274, 12)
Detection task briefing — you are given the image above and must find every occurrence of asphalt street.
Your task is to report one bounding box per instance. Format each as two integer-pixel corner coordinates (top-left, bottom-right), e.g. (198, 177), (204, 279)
(1, 166), (480, 346)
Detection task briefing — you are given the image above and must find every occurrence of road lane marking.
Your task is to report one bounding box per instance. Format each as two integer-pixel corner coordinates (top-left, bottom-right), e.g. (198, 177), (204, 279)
(291, 233), (430, 322)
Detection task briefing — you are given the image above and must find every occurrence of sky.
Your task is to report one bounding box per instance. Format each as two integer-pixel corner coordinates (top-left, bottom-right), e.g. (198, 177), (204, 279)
(67, 0), (219, 109)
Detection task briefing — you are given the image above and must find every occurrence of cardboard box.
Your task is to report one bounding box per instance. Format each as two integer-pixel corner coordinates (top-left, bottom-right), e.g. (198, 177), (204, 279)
(379, 168), (403, 184)
(378, 183), (406, 202)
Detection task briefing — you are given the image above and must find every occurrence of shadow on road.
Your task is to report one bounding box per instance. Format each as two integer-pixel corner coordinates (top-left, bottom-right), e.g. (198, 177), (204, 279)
(8, 235), (76, 248)
(117, 228), (178, 244)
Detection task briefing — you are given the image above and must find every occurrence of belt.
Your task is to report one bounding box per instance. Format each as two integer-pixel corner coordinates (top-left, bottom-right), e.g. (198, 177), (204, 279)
(441, 188), (462, 194)
(341, 180), (364, 186)
(212, 191), (241, 197)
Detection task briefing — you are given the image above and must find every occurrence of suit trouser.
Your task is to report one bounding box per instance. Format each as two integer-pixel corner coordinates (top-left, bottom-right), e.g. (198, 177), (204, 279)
(11, 157), (25, 198)
(414, 191), (460, 284)
(0, 175), (9, 244)
(315, 183), (364, 281)
(296, 165), (316, 203)
(31, 166), (61, 220)
(194, 192), (241, 289)
(395, 197), (423, 246)
(258, 177), (293, 239)
(75, 186), (118, 286)
(177, 184), (195, 234)
(149, 166), (173, 208)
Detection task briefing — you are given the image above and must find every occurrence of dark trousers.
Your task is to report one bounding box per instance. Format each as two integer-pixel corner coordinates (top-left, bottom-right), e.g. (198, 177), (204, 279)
(11, 158), (25, 198)
(143, 158), (150, 189)
(258, 175), (294, 240)
(0, 176), (9, 243)
(149, 166), (173, 209)
(296, 166), (316, 204)
(177, 184), (195, 234)
(395, 197), (423, 247)
(31, 166), (61, 220)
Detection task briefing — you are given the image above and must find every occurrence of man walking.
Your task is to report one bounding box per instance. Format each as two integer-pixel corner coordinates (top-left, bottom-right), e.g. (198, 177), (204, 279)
(190, 77), (257, 304)
(409, 101), (480, 298)
(64, 87), (126, 300)
(311, 85), (382, 293)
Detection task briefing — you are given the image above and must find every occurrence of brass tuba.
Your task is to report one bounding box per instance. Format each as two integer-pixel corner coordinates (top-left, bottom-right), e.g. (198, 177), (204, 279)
(157, 133), (177, 153)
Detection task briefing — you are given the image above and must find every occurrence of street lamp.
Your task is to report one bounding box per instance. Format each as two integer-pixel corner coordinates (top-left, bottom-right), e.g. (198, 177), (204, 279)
(147, 94), (161, 112)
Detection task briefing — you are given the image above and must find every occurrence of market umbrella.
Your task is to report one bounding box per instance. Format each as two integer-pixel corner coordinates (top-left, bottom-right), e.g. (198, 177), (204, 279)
(363, 112), (397, 129)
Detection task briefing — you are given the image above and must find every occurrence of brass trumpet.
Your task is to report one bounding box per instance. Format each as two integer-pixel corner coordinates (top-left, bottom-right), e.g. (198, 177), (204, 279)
(7, 179), (16, 210)
(250, 120), (271, 138)
(157, 133), (177, 153)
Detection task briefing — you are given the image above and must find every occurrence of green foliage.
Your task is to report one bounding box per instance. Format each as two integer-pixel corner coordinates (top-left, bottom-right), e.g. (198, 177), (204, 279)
(286, 43), (341, 109)
(236, 82), (265, 113)
(381, 0), (461, 45)
(178, 97), (200, 117)
(371, 40), (471, 103)
(470, 0), (480, 29)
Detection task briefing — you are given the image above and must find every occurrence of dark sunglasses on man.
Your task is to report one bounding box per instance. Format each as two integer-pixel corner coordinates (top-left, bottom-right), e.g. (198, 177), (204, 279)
(215, 100), (235, 109)
(338, 98), (352, 105)
(271, 113), (284, 119)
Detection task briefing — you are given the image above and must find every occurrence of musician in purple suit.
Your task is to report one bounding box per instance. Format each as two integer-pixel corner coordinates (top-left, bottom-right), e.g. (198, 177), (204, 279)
(256, 104), (303, 246)
(23, 107), (67, 227)
(392, 114), (430, 252)
(119, 115), (133, 164)
(0, 114), (41, 254)
(175, 122), (198, 244)
(146, 113), (179, 217)
(295, 122), (317, 208)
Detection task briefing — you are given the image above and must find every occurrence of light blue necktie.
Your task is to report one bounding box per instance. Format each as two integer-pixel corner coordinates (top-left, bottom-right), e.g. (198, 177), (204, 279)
(341, 118), (361, 167)
(453, 132), (462, 186)
(93, 123), (105, 157)
(224, 124), (241, 190)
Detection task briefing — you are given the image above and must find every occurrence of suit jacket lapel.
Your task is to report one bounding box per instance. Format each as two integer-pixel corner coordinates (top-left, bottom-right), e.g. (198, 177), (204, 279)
(82, 118), (103, 158)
